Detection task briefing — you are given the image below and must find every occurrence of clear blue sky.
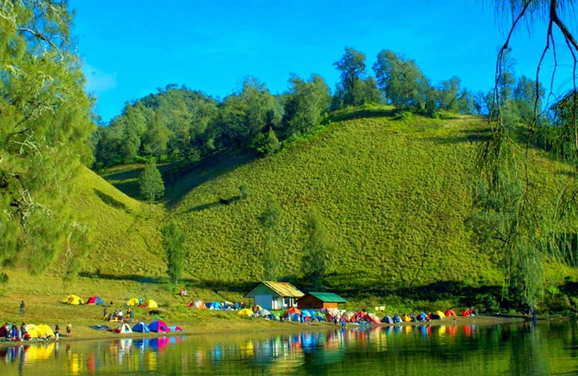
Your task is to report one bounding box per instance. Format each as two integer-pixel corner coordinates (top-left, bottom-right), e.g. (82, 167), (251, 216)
(69, 0), (572, 123)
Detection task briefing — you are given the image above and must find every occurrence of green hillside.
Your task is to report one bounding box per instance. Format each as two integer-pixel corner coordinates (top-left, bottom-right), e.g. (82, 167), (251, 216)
(88, 105), (574, 297)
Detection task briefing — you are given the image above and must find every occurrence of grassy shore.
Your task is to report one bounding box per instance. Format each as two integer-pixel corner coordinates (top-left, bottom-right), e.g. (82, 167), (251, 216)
(0, 267), (540, 350)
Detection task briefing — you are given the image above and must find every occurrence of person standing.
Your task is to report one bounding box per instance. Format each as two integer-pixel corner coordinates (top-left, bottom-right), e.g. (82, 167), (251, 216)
(66, 322), (72, 337)
(54, 324), (60, 341)
(19, 301), (25, 315)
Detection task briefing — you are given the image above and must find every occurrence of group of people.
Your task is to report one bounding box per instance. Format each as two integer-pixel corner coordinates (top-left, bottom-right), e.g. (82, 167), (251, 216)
(103, 307), (134, 323)
(0, 322), (71, 341)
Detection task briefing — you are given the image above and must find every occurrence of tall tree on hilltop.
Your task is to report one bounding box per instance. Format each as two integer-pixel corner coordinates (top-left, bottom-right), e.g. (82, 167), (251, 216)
(373, 49), (430, 111)
(0, 0), (96, 280)
(218, 77), (275, 148)
(333, 48), (378, 107)
(162, 220), (186, 285)
(282, 74), (331, 137)
(139, 159), (165, 217)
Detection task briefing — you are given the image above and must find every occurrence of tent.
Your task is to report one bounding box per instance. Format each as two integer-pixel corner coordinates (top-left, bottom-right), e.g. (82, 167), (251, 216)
(416, 312), (427, 322)
(343, 311), (355, 322)
(149, 320), (170, 333)
(169, 326), (183, 332)
(36, 324), (55, 338)
(62, 295), (84, 305)
(381, 315), (393, 324)
(142, 299), (158, 309)
(132, 322), (150, 333)
(445, 309), (457, 317)
(435, 311), (446, 319)
(206, 302), (222, 310)
(26, 324), (41, 339)
(392, 315), (402, 323)
(462, 308), (475, 317)
(301, 309), (313, 317)
(237, 308), (253, 318)
(365, 313), (381, 324)
(401, 314), (413, 322)
(187, 300), (206, 309)
(283, 307), (301, 317)
(114, 323), (132, 334)
(87, 296), (105, 306)
(127, 298), (140, 306)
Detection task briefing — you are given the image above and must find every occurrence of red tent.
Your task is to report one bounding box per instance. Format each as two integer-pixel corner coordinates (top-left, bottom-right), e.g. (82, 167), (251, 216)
(283, 307), (302, 317)
(461, 309), (474, 317)
(445, 309), (457, 317)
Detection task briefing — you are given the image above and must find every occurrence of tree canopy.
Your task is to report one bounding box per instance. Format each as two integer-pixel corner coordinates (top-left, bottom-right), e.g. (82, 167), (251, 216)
(0, 0), (95, 278)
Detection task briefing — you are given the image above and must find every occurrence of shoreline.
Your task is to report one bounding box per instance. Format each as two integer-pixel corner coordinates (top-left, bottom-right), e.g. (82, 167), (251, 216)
(0, 314), (552, 350)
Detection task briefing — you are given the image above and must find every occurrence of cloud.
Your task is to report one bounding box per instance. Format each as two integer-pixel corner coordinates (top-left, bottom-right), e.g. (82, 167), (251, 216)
(82, 63), (117, 94)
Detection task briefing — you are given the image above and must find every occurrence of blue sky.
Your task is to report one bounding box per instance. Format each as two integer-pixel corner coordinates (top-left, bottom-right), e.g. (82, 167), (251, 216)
(69, 0), (572, 123)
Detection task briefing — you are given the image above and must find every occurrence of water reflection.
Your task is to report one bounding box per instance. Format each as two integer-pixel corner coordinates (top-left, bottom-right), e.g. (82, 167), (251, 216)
(2, 322), (578, 375)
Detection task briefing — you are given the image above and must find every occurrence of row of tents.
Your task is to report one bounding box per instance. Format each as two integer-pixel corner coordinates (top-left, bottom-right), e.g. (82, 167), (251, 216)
(237, 307), (467, 324)
(0, 324), (55, 340)
(187, 300), (243, 310)
(110, 320), (182, 334)
(61, 295), (159, 309)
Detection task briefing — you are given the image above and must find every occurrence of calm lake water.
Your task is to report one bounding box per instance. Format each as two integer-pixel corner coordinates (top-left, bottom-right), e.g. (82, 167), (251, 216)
(2, 320), (578, 375)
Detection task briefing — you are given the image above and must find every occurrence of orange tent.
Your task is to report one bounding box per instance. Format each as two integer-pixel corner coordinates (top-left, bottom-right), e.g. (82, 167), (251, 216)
(445, 309), (457, 317)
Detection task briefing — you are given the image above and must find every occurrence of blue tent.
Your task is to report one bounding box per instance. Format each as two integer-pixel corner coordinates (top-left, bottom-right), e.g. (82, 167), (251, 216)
(206, 302), (222, 310)
(381, 315), (393, 324)
(416, 312), (427, 322)
(393, 315), (402, 323)
(301, 310), (312, 317)
(132, 322), (150, 333)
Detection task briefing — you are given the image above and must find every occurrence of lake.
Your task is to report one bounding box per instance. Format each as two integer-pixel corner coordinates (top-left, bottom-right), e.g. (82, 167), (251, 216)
(1, 320), (577, 375)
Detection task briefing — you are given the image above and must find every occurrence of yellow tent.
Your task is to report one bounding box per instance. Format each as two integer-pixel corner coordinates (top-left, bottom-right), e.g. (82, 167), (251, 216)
(127, 298), (140, 306)
(237, 308), (253, 318)
(435, 311), (446, 319)
(143, 299), (158, 308)
(62, 295), (84, 305)
(26, 324), (41, 338)
(37, 324), (55, 338)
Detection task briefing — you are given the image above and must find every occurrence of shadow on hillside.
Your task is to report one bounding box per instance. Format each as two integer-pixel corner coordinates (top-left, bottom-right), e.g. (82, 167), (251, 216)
(187, 195), (243, 213)
(94, 189), (133, 213)
(424, 128), (492, 145)
(79, 271), (161, 284)
(330, 108), (396, 122)
(163, 148), (259, 207)
(100, 168), (142, 199)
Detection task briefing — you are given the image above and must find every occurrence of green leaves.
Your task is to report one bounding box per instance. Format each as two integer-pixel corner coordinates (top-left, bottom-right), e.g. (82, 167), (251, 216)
(0, 0), (95, 276)
(139, 159), (165, 217)
(162, 220), (186, 285)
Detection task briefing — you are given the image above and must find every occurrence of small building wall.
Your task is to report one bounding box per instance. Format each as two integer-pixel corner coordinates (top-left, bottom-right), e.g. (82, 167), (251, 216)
(254, 295), (273, 311)
(298, 296), (339, 310)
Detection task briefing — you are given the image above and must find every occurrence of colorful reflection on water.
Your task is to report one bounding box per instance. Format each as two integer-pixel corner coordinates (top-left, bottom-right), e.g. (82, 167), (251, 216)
(1, 321), (578, 375)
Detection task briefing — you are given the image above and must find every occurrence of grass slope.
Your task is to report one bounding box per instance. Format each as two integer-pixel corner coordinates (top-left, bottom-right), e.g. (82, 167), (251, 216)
(142, 106), (571, 294)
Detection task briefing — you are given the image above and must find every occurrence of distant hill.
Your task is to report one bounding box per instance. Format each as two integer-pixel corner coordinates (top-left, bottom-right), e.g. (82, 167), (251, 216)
(81, 105), (573, 294)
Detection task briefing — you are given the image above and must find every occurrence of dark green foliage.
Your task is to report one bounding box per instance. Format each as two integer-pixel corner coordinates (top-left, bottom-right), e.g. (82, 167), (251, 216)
(218, 77), (275, 148)
(260, 197), (283, 280)
(139, 159), (165, 217)
(257, 127), (280, 156)
(373, 49), (430, 111)
(0, 0), (95, 278)
(301, 209), (333, 290)
(282, 74), (331, 137)
(333, 48), (380, 108)
(162, 220), (186, 284)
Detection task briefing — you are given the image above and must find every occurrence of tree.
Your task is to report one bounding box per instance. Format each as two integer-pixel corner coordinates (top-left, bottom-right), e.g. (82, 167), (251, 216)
(476, 0), (578, 307)
(301, 209), (333, 290)
(333, 48), (378, 107)
(218, 77), (275, 148)
(282, 74), (331, 137)
(139, 159), (165, 217)
(0, 1), (96, 280)
(373, 50), (430, 111)
(161, 220), (186, 285)
(259, 197), (283, 280)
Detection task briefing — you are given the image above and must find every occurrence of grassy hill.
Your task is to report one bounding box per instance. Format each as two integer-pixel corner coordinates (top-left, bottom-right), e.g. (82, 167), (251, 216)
(83, 105), (574, 300)
(4, 104), (574, 316)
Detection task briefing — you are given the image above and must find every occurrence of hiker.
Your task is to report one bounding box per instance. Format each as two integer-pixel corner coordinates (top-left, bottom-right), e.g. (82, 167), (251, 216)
(129, 308), (134, 323)
(103, 307), (108, 321)
(20, 322), (27, 337)
(54, 324), (60, 341)
(66, 322), (72, 337)
(20, 300), (25, 315)
(3, 322), (9, 340)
